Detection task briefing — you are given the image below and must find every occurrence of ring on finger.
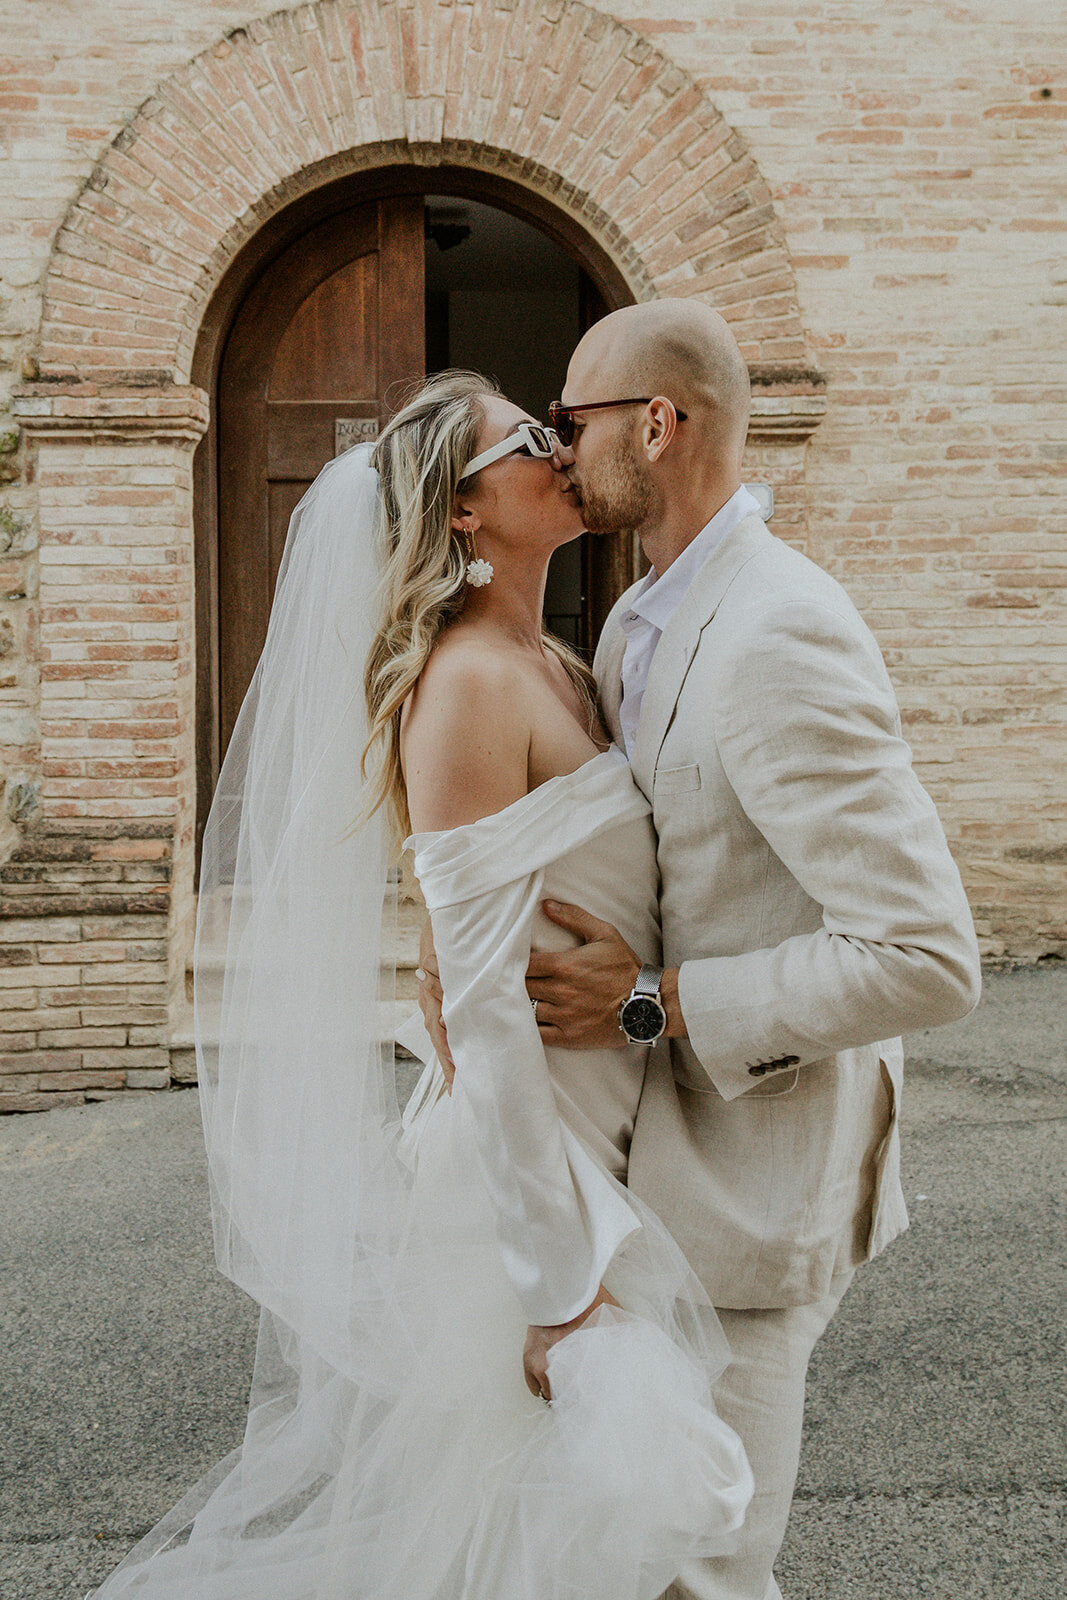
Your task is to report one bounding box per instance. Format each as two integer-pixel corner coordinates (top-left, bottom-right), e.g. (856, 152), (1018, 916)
(531, 997), (540, 1019)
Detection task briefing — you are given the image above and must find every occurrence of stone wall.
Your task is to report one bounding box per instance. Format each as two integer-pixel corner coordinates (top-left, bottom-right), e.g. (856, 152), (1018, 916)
(0, 0), (1063, 1110)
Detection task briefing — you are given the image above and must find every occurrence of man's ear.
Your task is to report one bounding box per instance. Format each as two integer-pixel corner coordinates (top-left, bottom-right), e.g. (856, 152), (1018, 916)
(643, 397), (679, 463)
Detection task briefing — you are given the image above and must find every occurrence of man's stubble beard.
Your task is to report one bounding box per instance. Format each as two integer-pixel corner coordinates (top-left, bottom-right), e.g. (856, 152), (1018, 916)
(573, 432), (655, 539)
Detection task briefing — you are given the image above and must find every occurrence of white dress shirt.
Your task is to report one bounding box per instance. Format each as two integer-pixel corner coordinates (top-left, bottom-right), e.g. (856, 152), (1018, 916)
(618, 486), (762, 757)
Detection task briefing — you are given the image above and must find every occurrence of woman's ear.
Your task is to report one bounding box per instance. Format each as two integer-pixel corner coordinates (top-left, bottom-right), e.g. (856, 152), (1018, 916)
(451, 501), (481, 535)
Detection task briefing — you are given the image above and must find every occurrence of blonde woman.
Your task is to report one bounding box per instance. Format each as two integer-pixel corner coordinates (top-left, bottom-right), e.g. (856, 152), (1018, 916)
(90, 373), (750, 1600)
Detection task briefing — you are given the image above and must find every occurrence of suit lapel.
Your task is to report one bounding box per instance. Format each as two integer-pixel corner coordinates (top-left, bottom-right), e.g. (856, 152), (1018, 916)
(630, 514), (773, 794)
(593, 580), (643, 747)
(595, 627), (627, 745)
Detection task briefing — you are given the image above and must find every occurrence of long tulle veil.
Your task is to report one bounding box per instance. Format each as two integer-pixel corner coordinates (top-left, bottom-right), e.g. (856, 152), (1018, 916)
(89, 439), (752, 1600)
(195, 441), (405, 1382)
(90, 441), (423, 1593)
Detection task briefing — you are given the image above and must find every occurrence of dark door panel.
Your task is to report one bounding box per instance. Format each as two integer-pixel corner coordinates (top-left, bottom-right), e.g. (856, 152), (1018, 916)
(216, 196), (425, 756)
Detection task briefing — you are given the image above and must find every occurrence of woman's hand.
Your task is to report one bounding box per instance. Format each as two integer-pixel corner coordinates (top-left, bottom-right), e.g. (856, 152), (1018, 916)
(417, 917), (455, 1089)
(523, 1285), (621, 1402)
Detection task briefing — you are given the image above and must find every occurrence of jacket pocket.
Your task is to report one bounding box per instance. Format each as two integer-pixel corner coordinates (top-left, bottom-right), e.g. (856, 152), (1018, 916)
(654, 762), (702, 793)
(742, 1065), (801, 1099)
(867, 1048), (908, 1258)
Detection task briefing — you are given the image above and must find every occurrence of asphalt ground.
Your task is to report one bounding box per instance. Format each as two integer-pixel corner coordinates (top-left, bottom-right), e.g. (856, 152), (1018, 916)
(1, 964), (1064, 1599)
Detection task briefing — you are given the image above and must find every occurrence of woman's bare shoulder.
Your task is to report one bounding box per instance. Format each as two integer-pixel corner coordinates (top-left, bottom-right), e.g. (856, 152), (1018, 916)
(414, 625), (525, 700)
(401, 631), (533, 834)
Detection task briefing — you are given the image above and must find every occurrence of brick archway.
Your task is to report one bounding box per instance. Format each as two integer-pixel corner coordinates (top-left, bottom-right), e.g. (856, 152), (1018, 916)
(37, 0), (814, 384)
(4, 0), (826, 1111)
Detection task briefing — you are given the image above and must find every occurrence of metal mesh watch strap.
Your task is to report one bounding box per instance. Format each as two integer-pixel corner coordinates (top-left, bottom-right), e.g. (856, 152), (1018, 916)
(618, 963), (668, 1045)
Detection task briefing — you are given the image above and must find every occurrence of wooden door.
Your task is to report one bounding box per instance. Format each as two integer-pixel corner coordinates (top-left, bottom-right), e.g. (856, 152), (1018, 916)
(216, 197), (424, 756)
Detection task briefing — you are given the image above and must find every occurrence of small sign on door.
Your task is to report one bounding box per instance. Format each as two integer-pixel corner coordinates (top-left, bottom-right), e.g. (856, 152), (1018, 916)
(335, 418), (379, 455)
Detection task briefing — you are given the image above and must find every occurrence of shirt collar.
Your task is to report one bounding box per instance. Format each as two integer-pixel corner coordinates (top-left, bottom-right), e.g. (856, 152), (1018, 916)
(628, 485), (762, 632)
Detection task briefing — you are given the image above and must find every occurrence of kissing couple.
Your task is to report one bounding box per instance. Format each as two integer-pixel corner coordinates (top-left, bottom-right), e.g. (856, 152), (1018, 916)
(90, 300), (980, 1600)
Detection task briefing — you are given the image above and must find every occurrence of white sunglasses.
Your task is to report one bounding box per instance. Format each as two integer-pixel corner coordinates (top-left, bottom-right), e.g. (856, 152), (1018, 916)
(459, 422), (562, 481)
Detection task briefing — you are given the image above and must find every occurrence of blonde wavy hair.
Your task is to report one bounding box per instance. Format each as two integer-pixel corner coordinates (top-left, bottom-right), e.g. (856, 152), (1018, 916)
(362, 371), (597, 842)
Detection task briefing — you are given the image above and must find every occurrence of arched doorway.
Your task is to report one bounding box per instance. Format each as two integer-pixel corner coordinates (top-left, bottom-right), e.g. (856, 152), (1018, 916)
(195, 167), (636, 855)
(6, 0), (832, 1110)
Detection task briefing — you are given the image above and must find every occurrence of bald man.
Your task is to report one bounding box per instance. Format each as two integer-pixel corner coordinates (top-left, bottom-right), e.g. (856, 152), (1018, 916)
(520, 303), (981, 1599)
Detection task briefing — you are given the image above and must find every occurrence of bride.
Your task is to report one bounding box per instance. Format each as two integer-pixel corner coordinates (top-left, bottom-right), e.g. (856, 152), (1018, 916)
(90, 372), (751, 1600)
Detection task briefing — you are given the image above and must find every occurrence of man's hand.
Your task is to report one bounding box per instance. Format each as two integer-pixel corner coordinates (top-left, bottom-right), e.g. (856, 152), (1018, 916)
(526, 901), (640, 1050)
(527, 901), (687, 1049)
(416, 916), (455, 1090)
(523, 1285), (621, 1401)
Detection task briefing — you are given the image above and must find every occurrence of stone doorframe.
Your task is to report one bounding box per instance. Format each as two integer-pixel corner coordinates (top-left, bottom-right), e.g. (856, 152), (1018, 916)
(6, 0), (825, 1109)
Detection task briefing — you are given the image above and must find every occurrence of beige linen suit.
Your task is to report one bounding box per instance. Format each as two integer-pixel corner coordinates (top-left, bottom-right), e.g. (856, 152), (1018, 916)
(594, 512), (981, 1599)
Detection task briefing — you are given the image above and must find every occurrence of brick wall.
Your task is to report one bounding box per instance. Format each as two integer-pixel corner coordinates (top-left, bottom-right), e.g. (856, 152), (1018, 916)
(0, 399), (201, 1106)
(0, 822), (173, 1111)
(612, 0), (1067, 954)
(0, 0), (1063, 1109)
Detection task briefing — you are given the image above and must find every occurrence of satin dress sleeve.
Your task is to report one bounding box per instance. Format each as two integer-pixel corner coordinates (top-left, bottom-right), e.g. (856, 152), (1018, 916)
(410, 751), (649, 1327)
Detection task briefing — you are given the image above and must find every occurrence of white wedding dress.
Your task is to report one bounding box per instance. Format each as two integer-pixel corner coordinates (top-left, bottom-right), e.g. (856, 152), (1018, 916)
(89, 448), (750, 1600)
(92, 751), (750, 1600)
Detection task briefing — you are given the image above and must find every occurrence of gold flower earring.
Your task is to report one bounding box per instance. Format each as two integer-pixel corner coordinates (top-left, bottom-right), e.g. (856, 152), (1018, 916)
(463, 527), (494, 588)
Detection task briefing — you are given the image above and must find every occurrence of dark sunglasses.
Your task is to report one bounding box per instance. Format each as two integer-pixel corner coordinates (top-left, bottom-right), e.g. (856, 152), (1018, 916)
(547, 397), (688, 447)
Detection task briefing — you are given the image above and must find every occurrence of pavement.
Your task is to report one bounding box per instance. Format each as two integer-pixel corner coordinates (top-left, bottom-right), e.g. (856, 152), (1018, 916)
(1, 963), (1064, 1600)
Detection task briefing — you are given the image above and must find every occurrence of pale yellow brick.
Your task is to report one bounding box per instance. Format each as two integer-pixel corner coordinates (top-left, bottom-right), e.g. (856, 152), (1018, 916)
(0, 0), (1063, 1118)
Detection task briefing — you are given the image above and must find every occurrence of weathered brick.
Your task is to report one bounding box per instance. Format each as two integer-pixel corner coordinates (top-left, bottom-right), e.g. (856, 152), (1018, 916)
(38, 1027), (127, 1048)
(170, 1044), (198, 1085)
(38, 941), (126, 964)
(79, 962), (166, 985)
(67, 983), (169, 1006)
(0, 946), (34, 967)
(0, 1050), (80, 1076)
(91, 838), (168, 861)
(0, 919), (80, 944)
(39, 1069), (126, 1091)
(8, 1007), (81, 1029)
(124, 1067), (171, 1089)
(81, 1004), (167, 1027)
(0, 990), (38, 1009)
(0, 1090), (85, 1113)
(125, 1024), (167, 1044)
(80, 916), (168, 939)
(81, 1046), (169, 1070)
(0, 0), (1063, 1125)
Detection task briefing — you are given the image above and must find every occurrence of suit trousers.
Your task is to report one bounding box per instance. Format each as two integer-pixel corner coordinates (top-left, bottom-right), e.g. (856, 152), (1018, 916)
(664, 1269), (855, 1600)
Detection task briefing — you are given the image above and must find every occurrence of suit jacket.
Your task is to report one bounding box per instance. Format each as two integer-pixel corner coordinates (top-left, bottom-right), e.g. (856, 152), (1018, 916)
(595, 513), (981, 1309)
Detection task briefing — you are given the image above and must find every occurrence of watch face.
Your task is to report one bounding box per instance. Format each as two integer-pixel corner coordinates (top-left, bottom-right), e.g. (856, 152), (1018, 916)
(620, 995), (666, 1043)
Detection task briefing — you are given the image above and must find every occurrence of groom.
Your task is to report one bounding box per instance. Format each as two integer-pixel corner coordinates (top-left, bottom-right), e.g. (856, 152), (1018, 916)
(421, 301), (980, 1599)
(519, 301), (981, 1600)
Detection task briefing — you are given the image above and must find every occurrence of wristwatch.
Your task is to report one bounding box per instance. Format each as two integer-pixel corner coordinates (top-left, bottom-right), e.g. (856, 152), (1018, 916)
(617, 963), (668, 1044)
